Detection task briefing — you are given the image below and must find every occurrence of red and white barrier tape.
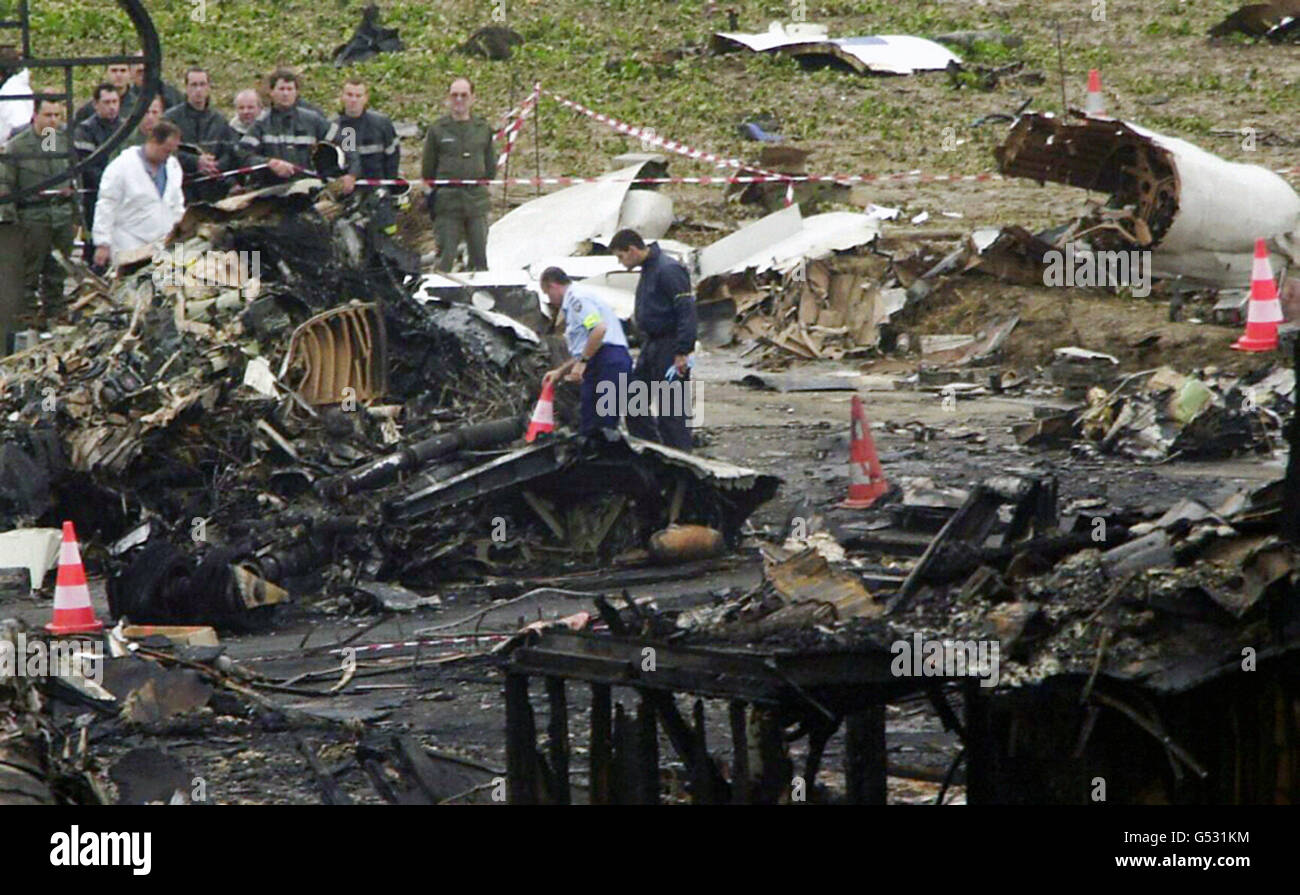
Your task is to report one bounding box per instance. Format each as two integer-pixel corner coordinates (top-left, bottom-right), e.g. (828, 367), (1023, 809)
(238, 633), (512, 663)
(495, 82), (539, 170)
(148, 85), (1014, 192)
(544, 89), (789, 180)
(185, 162), (271, 185)
(347, 171), (996, 188)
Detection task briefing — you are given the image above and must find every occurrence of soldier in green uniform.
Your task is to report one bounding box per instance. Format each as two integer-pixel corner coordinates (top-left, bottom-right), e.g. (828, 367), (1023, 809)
(421, 77), (497, 271)
(0, 98), (81, 354)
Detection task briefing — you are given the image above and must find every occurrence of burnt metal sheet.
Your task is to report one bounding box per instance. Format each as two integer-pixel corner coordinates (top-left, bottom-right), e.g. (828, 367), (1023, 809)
(510, 630), (901, 705)
(385, 432), (781, 536)
(384, 437), (573, 522)
(619, 432), (780, 495)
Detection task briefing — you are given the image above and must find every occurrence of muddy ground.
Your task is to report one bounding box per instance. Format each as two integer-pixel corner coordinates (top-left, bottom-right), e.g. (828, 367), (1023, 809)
(4, 344), (1281, 804)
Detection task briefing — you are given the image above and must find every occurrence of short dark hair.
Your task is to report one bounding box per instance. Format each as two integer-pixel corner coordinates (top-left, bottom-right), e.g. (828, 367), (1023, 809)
(185, 66), (208, 84)
(149, 119), (181, 143)
(34, 98), (64, 115)
(539, 266), (571, 287)
(268, 67), (299, 89)
(609, 229), (645, 252)
(93, 82), (120, 102)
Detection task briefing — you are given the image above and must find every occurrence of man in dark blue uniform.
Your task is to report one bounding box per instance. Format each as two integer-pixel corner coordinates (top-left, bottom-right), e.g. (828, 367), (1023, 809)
(610, 228), (697, 451)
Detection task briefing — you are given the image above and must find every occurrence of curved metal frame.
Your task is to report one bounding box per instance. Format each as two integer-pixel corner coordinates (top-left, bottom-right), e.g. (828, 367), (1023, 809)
(0, 0), (161, 205)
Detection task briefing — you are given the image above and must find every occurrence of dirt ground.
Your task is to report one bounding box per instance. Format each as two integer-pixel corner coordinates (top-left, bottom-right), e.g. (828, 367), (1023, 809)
(5, 344), (1282, 804)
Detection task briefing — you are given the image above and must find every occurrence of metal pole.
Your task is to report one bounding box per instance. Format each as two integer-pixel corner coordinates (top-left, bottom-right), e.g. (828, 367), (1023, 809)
(533, 74), (541, 197)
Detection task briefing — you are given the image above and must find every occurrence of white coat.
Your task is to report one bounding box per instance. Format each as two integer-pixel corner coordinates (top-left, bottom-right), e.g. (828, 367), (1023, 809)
(92, 146), (185, 259)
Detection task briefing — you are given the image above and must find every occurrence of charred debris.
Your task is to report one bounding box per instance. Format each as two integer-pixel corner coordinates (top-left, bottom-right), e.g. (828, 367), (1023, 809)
(0, 180), (777, 629)
(506, 432), (1300, 805)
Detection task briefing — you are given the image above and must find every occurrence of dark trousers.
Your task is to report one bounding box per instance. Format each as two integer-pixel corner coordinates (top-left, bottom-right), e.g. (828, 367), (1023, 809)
(580, 344), (633, 435)
(21, 220), (75, 308)
(0, 223), (23, 355)
(80, 191), (97, 264)
(627, 337), (693, 451)
(0, 220), (74, 355)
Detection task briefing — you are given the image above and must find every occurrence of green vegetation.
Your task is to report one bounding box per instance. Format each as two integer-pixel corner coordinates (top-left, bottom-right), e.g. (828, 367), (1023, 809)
(13, 0), (1293, 217)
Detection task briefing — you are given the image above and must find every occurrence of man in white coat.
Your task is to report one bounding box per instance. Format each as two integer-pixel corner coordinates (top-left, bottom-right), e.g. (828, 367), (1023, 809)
(92, 118), (185, 267)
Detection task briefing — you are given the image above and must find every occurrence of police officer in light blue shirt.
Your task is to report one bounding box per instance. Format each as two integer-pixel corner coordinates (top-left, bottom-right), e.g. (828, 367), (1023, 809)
(540, 266), (632, 436)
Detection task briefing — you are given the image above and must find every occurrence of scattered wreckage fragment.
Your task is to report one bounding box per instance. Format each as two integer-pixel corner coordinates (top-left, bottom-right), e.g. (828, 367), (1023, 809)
(996, 112), (1300, 288)
(500, 441), (1300, 804)
(1013, 362), (1286, 460)
(485, 159), (673, 271)
(710, 21), (961, 76)
(1209, 1), (1300, 40)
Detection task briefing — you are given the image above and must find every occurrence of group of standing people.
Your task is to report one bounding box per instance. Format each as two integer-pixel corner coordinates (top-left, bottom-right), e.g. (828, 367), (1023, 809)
(0, 65), (698, 452)
(0, 64), (409, 353)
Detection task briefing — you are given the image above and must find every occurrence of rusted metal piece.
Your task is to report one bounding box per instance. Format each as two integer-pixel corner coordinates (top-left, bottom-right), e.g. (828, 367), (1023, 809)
(995, 113), (1178, 248)
(282, 303), (387, 406)
(764, 546), (882, 622)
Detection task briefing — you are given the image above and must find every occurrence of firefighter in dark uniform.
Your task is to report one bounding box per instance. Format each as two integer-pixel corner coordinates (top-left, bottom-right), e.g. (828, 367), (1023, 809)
(334, 77), (400, 234)
(238, 68), (338, 177)
(123, 63), (184, 114)
(0, 99), (81, 354)
(72, 82), (120, 266)
(421, 77), (496, 271)
(165, 66), (238, 202)
(73, 63), (130, 124)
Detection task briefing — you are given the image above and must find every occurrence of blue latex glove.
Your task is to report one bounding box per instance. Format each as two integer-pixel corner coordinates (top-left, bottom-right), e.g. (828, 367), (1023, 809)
(665, 355), (695, 381)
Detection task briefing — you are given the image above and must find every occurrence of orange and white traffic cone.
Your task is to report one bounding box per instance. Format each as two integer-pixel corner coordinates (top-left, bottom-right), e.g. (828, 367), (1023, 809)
(46, 521), (103, 635)
(1085, 69), (1105, 116)
(1233, 239), (1283, 352)
(840, 395), (888, 509)
(524, 380), (556, 442)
